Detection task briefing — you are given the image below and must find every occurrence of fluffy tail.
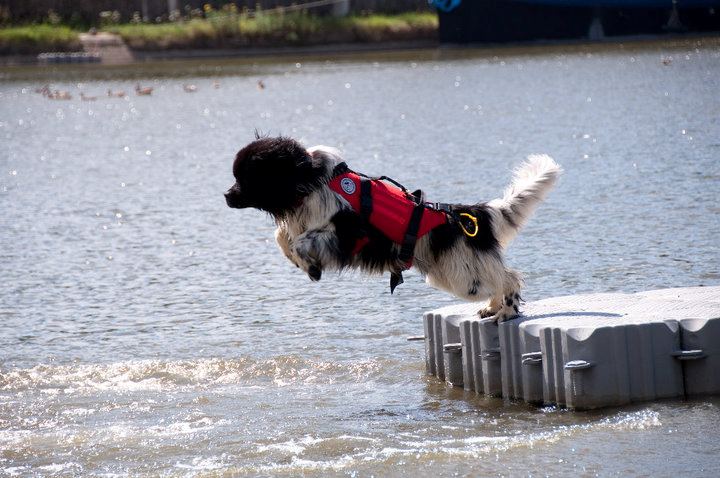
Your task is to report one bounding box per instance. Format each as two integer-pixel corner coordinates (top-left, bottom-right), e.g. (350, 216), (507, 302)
(488, 154), (562, 248)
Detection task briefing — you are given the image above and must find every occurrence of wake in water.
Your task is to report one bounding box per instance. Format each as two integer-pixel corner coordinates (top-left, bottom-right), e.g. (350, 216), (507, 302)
(0, 355), (387, 392)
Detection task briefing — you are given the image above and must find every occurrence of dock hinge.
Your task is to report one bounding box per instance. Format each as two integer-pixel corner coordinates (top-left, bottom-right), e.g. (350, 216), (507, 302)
(564, 360), (594, 371)
(443, 342), (463, 353)
(672, 349), (705, 360)
(481, 348), (501, 361)
(522, 351), (543, 365)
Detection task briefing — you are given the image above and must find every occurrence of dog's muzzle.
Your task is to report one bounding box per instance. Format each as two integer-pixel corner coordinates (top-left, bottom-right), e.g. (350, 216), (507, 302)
(225, 187), (248, 209)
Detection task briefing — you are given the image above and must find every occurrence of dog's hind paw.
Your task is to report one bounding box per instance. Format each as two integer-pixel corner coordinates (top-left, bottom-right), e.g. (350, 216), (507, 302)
(492, 293), (521, 322)
(495, 310), (518, 323)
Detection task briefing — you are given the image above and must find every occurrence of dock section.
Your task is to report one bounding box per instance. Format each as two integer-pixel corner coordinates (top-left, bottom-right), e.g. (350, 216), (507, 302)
(79, 32), (133, 65)
(419, 286), (720, 409)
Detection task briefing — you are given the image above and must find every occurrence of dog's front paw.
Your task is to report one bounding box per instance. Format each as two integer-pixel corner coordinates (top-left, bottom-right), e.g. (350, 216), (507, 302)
(308, 265), (322, 281)
(292, 237), (322, 280)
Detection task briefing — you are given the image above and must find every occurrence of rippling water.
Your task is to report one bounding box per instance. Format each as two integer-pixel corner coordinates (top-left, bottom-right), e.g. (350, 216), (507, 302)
(2, 38), (720, 476)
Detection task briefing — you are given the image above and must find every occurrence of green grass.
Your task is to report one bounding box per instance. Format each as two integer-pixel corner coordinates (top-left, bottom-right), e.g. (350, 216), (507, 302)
(0, 24), (81, 54)
(0, 13), (437, 54)
(109, 12), (438, 50)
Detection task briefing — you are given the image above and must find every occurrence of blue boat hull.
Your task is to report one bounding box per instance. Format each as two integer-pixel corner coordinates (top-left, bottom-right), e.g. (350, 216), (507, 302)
(436, 0), (720, 43)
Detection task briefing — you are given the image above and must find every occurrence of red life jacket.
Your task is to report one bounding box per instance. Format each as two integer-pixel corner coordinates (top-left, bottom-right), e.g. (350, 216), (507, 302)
(328, 163), (448, 267)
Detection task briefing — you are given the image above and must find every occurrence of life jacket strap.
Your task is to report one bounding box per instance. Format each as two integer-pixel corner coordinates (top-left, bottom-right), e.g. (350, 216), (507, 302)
(398, 204), (425, 266)
(360, 178), (372, 219)
(388, 202), (426, 295)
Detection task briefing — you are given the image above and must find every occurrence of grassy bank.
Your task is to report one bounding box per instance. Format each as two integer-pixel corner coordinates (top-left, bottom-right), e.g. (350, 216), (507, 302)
(0, 25), (81, 55)
(0, 12), (437, 55)
(110, 12), (437, 50)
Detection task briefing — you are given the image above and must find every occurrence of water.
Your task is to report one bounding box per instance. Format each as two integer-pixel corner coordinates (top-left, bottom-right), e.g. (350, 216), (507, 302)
(2, 38), (720, 476)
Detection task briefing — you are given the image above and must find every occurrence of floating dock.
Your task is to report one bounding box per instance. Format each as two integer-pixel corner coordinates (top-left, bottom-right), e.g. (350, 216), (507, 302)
(416, 286), (720, 409)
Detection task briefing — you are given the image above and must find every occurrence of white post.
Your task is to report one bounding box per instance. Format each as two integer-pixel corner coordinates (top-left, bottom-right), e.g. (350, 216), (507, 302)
(332, 0), (350, 17)
(141, 0), (149, 22)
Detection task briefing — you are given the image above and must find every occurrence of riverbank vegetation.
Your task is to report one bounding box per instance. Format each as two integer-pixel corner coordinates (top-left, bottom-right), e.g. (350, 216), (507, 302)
(0, 11), (437, 54)
(0, 24), (80, 54)
(111, 12), (437, 50)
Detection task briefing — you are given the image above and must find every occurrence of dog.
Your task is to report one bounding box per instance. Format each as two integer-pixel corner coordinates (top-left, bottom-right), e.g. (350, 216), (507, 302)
(225, 136), (561, 322)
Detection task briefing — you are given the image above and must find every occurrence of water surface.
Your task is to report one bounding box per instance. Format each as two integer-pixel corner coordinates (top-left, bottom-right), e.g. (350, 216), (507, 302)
(1, 38), (720, 476)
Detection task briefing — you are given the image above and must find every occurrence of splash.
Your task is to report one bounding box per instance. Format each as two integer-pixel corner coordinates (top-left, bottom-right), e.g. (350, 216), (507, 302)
(0, 356), (385, 393)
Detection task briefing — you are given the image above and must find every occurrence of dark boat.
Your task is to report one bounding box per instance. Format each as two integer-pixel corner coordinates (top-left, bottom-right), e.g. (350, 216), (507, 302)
(432, 0), (720, 43)
(517, 1), (717, 6)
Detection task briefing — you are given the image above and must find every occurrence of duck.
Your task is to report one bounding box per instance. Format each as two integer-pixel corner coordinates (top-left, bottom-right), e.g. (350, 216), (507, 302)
(35, 85), (50, 96)
(135, 84), (153, 96)
(80, 92), (98, 101)
(183, 84), (198, 93)
(662, 57), (672, 66)
(213, 80), (220, 89)
(257, 80), (265, 90)
(107, 89), (126, 98)
(48, 90), (72, 100)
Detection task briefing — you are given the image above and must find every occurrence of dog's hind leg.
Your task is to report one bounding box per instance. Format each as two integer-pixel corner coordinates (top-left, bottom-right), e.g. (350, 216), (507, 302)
(478, 268), (523, 322)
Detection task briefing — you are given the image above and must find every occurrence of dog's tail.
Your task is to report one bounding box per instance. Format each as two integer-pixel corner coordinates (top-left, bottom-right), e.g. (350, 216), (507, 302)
(487, 154), (562, 248)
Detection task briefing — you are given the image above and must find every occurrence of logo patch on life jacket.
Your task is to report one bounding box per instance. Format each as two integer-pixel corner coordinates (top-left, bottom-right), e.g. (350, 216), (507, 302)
(340, 177), (356, 195)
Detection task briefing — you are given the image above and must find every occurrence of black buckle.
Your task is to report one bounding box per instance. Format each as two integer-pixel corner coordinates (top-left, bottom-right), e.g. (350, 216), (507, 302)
(429, 202), (454, 214)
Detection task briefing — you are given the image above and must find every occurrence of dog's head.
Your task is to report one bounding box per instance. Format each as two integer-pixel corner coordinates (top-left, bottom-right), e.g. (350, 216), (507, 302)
(225, 136), (327, 218)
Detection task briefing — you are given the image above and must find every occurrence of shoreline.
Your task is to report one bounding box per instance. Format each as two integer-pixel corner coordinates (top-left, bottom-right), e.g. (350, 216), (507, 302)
(0, 39), (440, 68)
(0, 39), (439, 71)
(1, 33), (718, 81)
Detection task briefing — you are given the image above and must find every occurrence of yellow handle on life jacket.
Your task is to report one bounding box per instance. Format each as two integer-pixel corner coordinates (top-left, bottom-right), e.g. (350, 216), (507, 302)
(459, 213), (479, 237)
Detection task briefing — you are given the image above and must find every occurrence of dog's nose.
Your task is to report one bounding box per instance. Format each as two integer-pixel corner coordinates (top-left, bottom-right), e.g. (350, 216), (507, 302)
(224, 190), (235, 207)
(225, 189), (245, 208)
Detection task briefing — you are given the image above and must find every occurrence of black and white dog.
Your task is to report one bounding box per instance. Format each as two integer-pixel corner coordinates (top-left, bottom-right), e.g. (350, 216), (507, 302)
(225, 136), (561, 322)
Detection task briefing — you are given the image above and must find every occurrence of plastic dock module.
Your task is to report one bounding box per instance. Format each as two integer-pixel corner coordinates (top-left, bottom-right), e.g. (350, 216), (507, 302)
(441, 314), (465, 387)
(414, 286), (720, 410)
(459, 319), (475, 391)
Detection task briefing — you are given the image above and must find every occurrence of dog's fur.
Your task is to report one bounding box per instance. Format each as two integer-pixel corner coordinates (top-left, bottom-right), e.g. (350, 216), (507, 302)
(225, 136), (561, 321)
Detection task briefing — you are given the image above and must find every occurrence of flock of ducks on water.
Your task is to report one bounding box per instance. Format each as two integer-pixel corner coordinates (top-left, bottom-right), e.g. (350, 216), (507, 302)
(34, 79), (266, 101)
(30, 55), (672, 101)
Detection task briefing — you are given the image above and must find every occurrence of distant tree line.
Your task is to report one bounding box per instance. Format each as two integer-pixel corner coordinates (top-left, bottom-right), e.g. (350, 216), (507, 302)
(2, 0), (431, 26)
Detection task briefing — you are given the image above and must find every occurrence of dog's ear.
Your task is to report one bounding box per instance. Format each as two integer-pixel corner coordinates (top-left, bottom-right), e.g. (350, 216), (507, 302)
(293, 150), (327, 195)
(307, 146), (342, 169)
